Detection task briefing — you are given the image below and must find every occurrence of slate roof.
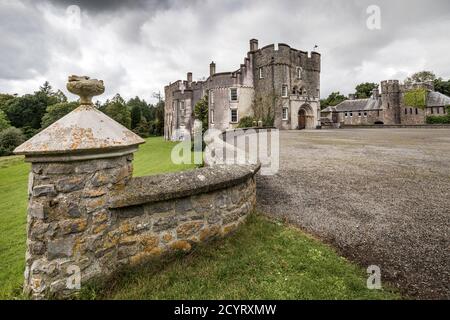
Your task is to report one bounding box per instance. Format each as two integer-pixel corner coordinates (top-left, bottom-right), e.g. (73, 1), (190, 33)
(322, 96), (382, 113)
(427, 91), (450, 107)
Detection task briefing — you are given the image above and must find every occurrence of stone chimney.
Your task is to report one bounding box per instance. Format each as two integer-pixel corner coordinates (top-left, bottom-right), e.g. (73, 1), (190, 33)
(210, 61), (216, 77)
(187, 72), (192, 84)
(14, 75), (145, 299)
(250, 39), (258, 51)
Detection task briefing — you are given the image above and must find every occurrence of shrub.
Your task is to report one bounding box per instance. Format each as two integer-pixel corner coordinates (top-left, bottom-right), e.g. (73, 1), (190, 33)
(0, 110), (11, 131)
(0, 127), (25, 156)
(237, 116), (255, 128)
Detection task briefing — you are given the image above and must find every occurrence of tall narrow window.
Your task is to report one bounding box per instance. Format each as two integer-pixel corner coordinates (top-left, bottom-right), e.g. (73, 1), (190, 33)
(230, 88), (238, 102)
(415, 108), (418, 114)
(282, 107), (288, 120)
(345, 112), (348, 117)
(210, 110), (214, 124)
(437, 107), (440, 114)
(230, 109), (238, 123)
(258, 67), (263, 79)
(431, 107), (434, 114)
(405, 108), (407, 115)
(281, 85), (288, 97)
(297, 67), (302, 79)
(410, 108), (412, 114)
(210, 90), (214, 104)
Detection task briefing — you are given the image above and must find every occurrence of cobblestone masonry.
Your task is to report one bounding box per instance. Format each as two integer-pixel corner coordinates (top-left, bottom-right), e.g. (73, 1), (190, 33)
(25, 156), (258, 299)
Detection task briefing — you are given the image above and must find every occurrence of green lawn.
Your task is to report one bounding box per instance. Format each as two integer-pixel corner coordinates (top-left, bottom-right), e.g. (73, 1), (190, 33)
(0, 136), (399, 300)
(83, 215), (398, 300)
(0, 137), (197, 299)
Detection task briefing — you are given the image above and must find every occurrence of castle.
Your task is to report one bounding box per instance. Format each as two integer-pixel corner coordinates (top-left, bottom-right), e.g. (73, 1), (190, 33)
(321, 80), (450, 127)
(164, 39), (321, 140)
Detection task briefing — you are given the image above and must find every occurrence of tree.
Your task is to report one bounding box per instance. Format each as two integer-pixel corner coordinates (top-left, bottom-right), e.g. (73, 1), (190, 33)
(355, 82), (378, 99)
(41, 102), (78, 128)
(103, 94), (131, 128)
(5, 93), (48, 129)
(434, 78), (450, 96)
(130, 105), (142, 129)
(151, 100), (165, 136)
(404, 71), (436, 85)
(133, 117), (150, 138)
(194, 95), (208, 134)
(0, 127), (25, 156)
(0, 110), (11, 131)
(0, 94), (15, 113)
(320, 92), (347, 109)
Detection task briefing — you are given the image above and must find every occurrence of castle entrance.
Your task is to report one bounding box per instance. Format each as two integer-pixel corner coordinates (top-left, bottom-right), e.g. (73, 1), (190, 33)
(298, 109), (306, 129)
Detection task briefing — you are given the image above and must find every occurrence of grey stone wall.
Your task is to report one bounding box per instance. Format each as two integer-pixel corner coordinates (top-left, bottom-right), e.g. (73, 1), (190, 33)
(25, 157), (258, 299)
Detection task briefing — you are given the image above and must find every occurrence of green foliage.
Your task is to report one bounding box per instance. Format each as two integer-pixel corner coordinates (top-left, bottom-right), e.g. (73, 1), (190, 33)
(404, 71), (436, 85)
(355, 82), (378, 99)
(426, 106), (450, 124)
(130, 105), (142, 129)
(404, 88), (427, 108)
(0, 110), (11, 131)
(133, 118), (150, 138)
(320, 91), (347, 109)
(104, 94), (131, 128)
(0, 127), (25, 156)
(0, 94), (15, 113)
(238, 116), (255, 128)
(194, 95), (209, 134)
(41, 102), (78, 128)
(150, 100), (165, 136)
(434, 78), (450, 96)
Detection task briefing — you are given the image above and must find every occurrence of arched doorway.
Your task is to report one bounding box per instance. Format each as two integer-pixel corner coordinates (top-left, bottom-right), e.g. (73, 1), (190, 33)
(298, 109), (306, 129)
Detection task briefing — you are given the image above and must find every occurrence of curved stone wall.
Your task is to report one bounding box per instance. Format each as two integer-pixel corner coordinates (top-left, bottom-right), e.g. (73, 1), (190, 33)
(25, 157), (259, 299)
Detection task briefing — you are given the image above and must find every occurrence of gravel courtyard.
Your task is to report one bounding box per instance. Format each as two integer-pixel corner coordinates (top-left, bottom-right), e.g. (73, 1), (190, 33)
(257, 128), (450, 299)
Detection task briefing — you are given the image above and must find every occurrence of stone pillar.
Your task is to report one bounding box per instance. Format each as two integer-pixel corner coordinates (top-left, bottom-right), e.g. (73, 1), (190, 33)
(14, 75), (145, 299)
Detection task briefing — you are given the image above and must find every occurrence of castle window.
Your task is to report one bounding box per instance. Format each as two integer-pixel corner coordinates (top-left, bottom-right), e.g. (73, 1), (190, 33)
(345, 112), (348, 117)
(431, 107), (434, 114)
(258, 67), (263, 79)
(172, 101), (176, 111)
(282, 107), (288, 120)
(405, 108), (407, 115)
(364, 112), (367, 117)
(358, 112), (361, 117)
(209, 90), (214, 104)
(230, 109), (238, 123)
(281, 85), (288, 97)
(410, 108), (412, 114)
(230, 88), (238, 102)
(415, 108), (418, 115)
(296, 67), (302, 79)
(437, 107), (440, 114)
(210, 110), (214, 124)
(350, 112), (353, 117)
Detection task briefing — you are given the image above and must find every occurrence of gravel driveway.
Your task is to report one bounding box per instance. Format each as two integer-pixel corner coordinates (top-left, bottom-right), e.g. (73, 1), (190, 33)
(257, 128), (450, 299)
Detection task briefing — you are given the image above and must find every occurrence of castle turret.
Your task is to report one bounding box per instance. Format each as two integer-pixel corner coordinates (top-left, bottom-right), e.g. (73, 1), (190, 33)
(250, 39), (258, 51)
(381, 80), (401, 124)
(187, 72), (192, 84)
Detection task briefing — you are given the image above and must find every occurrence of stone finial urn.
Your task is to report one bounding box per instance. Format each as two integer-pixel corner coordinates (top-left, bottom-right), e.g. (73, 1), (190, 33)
(66, 75), (105, 105)
(14, 75), (145, 162)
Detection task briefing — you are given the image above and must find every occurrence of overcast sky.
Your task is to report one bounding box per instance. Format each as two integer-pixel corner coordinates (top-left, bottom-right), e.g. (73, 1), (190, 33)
(1, 0), (449, 103)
